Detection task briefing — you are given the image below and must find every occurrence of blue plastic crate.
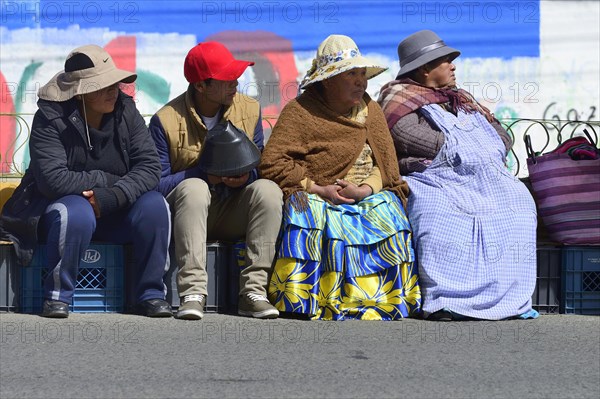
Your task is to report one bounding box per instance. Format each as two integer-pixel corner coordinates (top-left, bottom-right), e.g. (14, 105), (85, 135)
(21, 244), (124, 313)
(561, 246), (600, 315)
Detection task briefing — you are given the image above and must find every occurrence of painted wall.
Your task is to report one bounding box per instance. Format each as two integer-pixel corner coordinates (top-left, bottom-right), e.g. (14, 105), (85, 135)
(1, 0), (599, 176)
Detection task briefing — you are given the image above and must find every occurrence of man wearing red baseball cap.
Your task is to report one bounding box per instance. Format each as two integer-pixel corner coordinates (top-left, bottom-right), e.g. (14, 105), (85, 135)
(149, 42), (283, 320)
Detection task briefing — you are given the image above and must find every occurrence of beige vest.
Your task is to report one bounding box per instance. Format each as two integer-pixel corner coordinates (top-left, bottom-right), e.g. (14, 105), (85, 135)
(156, 88), (261, 173)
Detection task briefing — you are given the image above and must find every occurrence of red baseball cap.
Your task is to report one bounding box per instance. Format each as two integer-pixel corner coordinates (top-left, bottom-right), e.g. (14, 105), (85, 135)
(184, 42), (254, 83)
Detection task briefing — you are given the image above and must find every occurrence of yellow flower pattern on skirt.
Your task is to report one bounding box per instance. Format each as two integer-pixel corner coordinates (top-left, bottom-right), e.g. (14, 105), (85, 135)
(268, 191), (421, 320)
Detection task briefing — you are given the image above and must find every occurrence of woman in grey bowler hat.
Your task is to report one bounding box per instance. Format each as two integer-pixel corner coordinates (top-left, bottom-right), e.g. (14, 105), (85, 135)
(379, 30), (512, 174)
(377, 30), (537, 321)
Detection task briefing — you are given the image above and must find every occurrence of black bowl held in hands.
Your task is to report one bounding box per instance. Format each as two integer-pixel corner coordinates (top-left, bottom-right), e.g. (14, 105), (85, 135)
(198, 121), (261, 177)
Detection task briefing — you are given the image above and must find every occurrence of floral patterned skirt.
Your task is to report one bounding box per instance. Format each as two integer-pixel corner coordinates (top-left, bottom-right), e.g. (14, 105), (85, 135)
(268, 191), (421, 320)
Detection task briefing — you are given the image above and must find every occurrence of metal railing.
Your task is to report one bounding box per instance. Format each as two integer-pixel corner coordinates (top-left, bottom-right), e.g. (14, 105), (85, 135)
(501, 118), (599, 178)
(1, 113), (598, 178)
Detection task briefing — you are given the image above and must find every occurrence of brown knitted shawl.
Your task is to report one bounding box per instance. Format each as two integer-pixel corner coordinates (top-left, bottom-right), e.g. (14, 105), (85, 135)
(259, 87), (408, 207)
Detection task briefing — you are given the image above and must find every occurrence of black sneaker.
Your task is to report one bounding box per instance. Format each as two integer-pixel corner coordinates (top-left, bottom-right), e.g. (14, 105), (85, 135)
(42, 300), (69, 318)
(136, 299), (173, 318)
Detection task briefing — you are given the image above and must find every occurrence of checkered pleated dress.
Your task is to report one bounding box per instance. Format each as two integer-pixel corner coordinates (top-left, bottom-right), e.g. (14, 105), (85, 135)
(405, 104), (537, 320)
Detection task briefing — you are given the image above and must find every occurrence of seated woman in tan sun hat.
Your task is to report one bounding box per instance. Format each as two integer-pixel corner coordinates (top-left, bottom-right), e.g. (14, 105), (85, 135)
(260, 34), (421, 320)
(0, 44), (172, 318)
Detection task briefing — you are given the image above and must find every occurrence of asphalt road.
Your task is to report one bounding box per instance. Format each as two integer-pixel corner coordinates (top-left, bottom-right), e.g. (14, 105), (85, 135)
(1, 312), (599, 399)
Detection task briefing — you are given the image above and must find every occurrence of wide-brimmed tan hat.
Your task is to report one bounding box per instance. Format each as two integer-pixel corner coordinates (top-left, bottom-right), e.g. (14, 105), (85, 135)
(396, 30), (460, 77)
(300, 34), (387, 89)
(38, 44), (137, 102)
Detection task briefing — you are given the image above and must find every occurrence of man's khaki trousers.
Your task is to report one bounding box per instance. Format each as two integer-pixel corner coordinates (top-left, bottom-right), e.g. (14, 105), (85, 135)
(166, 178), (283, 298)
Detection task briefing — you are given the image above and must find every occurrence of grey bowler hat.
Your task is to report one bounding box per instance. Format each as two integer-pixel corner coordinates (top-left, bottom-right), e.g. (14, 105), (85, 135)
(396, 30), (460, 77)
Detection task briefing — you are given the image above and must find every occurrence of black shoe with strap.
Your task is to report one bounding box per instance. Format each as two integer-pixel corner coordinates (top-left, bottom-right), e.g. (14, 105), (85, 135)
(42, 300), (69, 318)
(427, 308), (476, 321)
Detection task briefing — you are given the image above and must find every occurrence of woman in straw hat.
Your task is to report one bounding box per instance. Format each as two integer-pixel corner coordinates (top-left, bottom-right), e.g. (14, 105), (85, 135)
(260, 35), (421, 320)
(378, 30), (537, 321)
(0, 44), (172, 318)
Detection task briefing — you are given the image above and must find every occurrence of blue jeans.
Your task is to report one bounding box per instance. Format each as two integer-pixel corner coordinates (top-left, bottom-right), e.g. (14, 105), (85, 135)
(39, 191), (171, 305)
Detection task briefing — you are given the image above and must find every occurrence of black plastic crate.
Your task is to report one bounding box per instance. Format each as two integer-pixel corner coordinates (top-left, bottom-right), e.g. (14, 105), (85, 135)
(0, 243), (19, 312)
(227, 241), (247, 313)
(561, 246), (600, 315)
(532, 246), (562, 314)
(164, 242), (232, 313)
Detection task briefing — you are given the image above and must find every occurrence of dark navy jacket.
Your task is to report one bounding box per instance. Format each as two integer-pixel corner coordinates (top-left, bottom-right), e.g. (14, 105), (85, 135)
(0, 91), (161, 266)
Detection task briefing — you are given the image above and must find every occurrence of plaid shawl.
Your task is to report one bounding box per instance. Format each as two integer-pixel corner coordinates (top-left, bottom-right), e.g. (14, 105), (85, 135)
(377, 78), (495, 129)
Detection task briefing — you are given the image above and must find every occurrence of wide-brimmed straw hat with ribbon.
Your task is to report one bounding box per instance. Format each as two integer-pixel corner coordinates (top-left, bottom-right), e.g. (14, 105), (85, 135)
(299, 34), (387, 89)
(38, 44), (137, 102)
(396, 30), (460, 78)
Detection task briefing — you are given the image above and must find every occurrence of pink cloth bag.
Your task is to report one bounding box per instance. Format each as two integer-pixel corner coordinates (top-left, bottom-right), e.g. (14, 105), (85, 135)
(525, 132), (600, 245)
